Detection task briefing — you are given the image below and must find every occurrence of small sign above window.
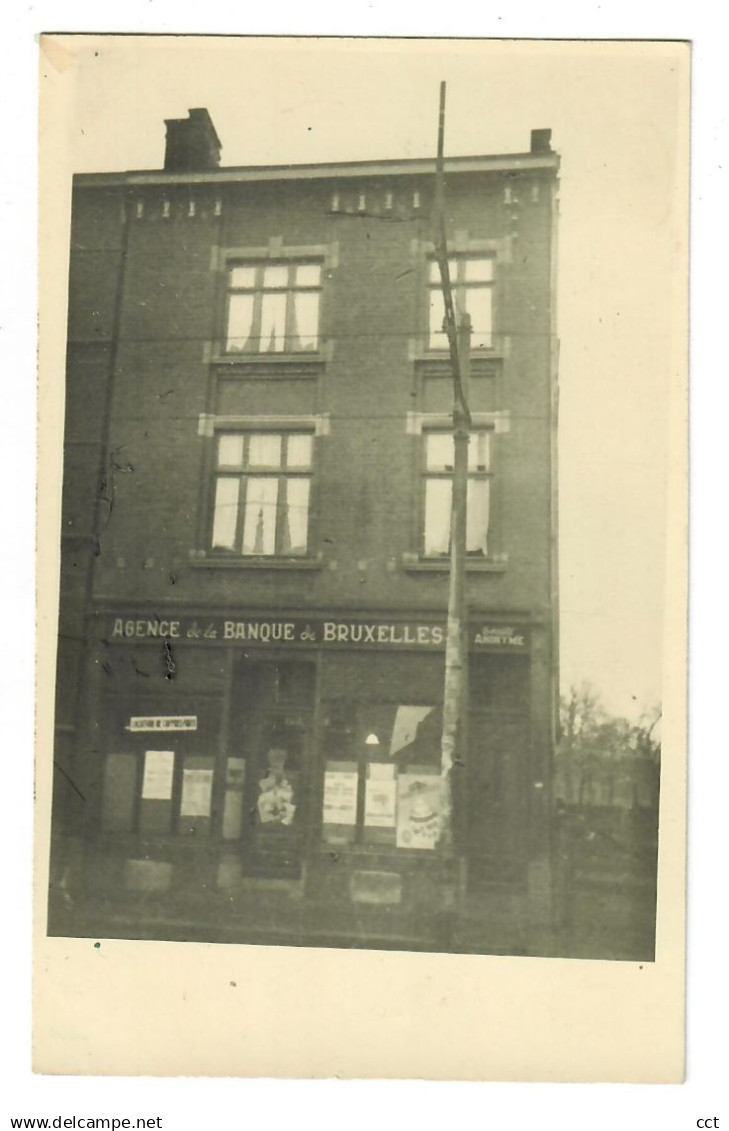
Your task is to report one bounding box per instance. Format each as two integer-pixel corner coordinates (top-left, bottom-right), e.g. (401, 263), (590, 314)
(127, 716), (198, 732)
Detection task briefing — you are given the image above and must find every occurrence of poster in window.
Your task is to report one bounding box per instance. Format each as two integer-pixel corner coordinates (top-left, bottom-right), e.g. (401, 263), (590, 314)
(364, 763), (397, 827)
(322, 766), (358, 826)
(396, 771), (442, 850)
(180, 768), (214, 818)
(141, 750), (175, 800)
(256, 748), (297, 826)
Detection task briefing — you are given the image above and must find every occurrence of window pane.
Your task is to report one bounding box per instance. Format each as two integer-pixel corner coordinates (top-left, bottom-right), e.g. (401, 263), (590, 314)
(429, 259), (458, 284)
(101, 753), (137, 832)
(242, 477), (278, 555)
(281, 478), (310, 555)
(464, 258), (494, 282)
(260, 292), (287, 352)
(286, 434), (313, 469)
(262, 264), (288, 288)
(226, 293), (255, 352)
(425, 433), (454, 470)
(212, 477), (240, 550)
(428, 289), (448, 349)
(424, 478), (452, 555)
(389, 706), (436, 757)
(217, 434), (244, 468)
(230, 266), (256, 289)
(468, 430), (491, 471)
(466, 287), (493, 348)
(295, 264), (321, 287)
(467, 478), (490, 556)
(291, 291), (319, 351)
(248, 434), (282, 468)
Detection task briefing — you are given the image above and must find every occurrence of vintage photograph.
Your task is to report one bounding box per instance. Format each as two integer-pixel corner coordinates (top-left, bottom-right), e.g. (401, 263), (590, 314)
(41, 37), (686, 973)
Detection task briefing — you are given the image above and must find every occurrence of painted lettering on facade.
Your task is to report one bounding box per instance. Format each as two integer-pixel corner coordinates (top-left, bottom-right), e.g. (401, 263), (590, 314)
(111, 618), (182, 639)
(223, 621), (297, 642)
(473, 626), (527, 648)
(321, 622), (444, 646)
(103, 614), (529, 651)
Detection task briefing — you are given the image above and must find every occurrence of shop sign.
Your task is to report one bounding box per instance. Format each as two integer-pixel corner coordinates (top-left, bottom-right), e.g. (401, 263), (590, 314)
(104, 614), (530, 652)
(127, 715), (198, 732)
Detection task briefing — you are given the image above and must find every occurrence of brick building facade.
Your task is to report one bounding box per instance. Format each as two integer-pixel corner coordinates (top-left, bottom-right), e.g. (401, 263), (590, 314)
(49, 109), (560, 952)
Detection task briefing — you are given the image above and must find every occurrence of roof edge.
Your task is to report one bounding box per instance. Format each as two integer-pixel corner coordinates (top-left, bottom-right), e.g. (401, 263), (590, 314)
(73, 150), (560, 189)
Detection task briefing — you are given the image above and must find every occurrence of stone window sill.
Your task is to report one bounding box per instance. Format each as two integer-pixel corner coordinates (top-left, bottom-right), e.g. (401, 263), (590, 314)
(189, 553), (325, 571)
(316, 843), (442, 862)
(413, 346), (505, 365)
(401, 553), (508, 573)
(211, 352), (324, 369)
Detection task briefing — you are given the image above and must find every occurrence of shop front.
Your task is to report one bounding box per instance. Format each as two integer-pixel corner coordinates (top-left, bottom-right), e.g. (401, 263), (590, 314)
(70, 609), (534, 947)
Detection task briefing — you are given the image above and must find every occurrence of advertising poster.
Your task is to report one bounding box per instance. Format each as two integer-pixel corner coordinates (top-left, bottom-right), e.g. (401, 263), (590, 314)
(322, 765), (358, 825)
(180, 768), (214, 818)
(141, 750), (175, 800)
(396, 772), (442, 850)
(364, 763), (397, 827)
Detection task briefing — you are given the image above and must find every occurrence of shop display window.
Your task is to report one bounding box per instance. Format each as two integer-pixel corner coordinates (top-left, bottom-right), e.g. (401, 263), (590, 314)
(321, 700), (443, 849)
(98, 695), (221, 839)
(100, 753), (138, 833)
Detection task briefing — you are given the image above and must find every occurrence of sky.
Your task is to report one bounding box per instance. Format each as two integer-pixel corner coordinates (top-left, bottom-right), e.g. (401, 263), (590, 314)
(39, 35), (688, 720)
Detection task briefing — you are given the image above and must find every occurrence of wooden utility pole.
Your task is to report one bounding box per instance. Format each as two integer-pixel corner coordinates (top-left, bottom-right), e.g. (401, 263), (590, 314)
(433, 82), (471, 851)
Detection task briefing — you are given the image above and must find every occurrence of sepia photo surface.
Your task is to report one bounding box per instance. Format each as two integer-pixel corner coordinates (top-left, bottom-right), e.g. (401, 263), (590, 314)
(35, 36), (688, 1080)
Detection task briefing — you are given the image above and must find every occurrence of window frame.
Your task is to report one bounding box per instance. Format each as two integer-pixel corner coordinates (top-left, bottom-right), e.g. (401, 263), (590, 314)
(208, 427), (316, 559)
(224, 260), (323, 356)
(427, 254), (496, 352)
(420, 426), (495, 560)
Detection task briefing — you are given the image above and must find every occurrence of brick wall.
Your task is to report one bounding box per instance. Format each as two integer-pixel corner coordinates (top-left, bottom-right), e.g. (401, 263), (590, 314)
(65, 169), (557, 621)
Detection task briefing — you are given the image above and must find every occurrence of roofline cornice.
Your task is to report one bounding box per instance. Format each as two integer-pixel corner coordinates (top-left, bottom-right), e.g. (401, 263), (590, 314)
(73, 151), (559, 189)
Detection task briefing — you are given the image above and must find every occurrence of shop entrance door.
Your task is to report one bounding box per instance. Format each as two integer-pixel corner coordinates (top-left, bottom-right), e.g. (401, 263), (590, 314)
(229, 659), (315, 880)
(466, 716), (530, 890)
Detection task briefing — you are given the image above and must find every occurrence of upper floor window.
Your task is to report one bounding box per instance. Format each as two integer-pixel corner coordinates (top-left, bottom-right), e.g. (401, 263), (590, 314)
(423, 429), (492, 557)
(428, 257), (494, 351)
(225, 262), (322, 354)
(211, 431), (313, 556)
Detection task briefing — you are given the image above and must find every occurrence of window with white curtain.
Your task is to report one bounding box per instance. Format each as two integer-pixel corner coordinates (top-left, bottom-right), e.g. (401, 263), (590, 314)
(428, 257), (494, 350)
(422, 429), (492, 557)
(225, 262), (322, 354)
(211, 432), (313, 556)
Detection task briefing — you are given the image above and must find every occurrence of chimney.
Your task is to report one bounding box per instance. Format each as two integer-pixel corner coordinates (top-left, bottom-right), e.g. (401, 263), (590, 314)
(530, 128), (552, 154)
(164, 108), (222, 172)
